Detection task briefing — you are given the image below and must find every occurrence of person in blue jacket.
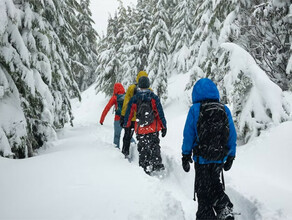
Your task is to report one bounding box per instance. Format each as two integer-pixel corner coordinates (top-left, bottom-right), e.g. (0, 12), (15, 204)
(181, 78), (237, 220)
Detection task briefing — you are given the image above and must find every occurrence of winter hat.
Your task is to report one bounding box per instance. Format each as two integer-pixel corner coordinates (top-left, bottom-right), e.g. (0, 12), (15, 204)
(138, 76), (150, 89)
(136, 71), (148, 83)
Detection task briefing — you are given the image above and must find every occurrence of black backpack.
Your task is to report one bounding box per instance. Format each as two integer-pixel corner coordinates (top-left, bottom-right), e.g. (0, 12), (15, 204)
(115, 94), (125, 116)
(195, 101), (230, 161)
(136, 98), (155, 127)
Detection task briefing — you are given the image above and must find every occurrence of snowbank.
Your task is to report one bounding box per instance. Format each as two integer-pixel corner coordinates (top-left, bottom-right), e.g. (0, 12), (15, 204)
(228, 121), (292, 219)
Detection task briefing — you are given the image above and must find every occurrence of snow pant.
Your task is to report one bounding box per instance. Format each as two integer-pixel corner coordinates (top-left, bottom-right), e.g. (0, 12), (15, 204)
(113, 120), (122, 149)
(136, 132), (164, 174)
(195, 163), (234, 220)
(122, 121), (135, 156)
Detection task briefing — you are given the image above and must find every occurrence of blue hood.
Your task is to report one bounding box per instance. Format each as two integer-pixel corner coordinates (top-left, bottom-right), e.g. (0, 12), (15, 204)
(192, 78), (220, 103)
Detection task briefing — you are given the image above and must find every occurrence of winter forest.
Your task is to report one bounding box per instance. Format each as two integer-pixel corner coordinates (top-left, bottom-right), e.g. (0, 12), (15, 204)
(1, 0), (291, 158)
(0, 0), (292, 219)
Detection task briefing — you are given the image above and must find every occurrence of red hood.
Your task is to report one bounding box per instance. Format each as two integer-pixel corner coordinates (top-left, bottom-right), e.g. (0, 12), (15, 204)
(113, 83), (125, 95)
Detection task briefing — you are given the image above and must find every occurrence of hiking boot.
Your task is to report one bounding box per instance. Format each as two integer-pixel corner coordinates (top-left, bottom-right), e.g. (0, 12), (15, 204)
(217, 206), (234, 220)
(153, 163), (165, 172)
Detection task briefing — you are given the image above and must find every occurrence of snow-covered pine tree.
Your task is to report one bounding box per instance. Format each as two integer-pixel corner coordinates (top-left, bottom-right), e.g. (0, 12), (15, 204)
(169, 0), (194, 75)
(204, 0), (291, 142)
(0, 0), (80, 158)
(235, 0), (292, 91)
(0, 0), (28, 157)
(147, 0), (171, 100)
(95, 15), (120, 96)
(119, 5), (140, 88)
(115, 1), (131, 86)
(42, 0), (81, 99)
(185, 0), (235, 94)
(75, 0), (99, 91)
(135, 0), (153, 72)
(220, 43), (290, 143)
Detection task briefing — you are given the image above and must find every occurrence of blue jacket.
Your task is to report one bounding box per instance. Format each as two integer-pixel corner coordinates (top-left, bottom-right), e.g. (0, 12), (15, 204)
(182, 78), (237, 164)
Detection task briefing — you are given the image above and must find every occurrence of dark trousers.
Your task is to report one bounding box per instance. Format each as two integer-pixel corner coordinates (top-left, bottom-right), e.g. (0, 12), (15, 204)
(195, 163), (234, 220)
(122, 121), (135, 156)
(137, 132), (164, 174)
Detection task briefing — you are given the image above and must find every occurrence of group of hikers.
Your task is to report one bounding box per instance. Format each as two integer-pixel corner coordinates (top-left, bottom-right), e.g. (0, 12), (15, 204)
(99, 71), (237, 220)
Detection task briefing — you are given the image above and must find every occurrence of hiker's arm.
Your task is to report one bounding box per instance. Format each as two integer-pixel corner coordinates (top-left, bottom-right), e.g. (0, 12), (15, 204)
(224, 106), (237, 157)
(100, 96), (116, 124)
(182, 106), (197, 155)
(152, 95), (167, 128)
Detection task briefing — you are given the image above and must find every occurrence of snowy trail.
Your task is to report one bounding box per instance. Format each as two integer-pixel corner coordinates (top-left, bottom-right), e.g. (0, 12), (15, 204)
(0, 124), (186, 220)
(0, 121), (258, 220)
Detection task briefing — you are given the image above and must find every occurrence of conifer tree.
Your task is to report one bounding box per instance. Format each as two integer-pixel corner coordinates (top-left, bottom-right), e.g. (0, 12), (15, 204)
(75, 0), (99, 91)
(147, 0), (171, 100)
(119, 6), (139, 88)
(235, 0), (292, 90)
(135, 0), (153, 72)
(0, 0), (80, 158)
(115, 2), (129, 84)
(95, 15), (120, 96)
(170, 0), (194, 74)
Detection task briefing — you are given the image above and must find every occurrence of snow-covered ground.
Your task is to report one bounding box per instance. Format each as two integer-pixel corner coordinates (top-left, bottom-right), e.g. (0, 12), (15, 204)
(0, 74), (291, 220)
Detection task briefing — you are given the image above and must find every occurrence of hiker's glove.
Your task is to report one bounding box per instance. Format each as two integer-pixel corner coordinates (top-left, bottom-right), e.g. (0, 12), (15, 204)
(224, 156), (235, 171)
(161, 128), (167, 137)
(182, 154), (193, 172)
(120, 116), (124, 127)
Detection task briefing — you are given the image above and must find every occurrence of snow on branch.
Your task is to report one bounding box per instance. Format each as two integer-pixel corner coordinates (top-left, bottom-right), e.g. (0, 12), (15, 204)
(221, 43), (291, 142)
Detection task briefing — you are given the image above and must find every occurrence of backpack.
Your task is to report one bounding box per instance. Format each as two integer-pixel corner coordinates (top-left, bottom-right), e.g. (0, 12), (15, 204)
(136, 98), (155, 127)
(195, 101), (230, 161)
(115, 94), (125, 116)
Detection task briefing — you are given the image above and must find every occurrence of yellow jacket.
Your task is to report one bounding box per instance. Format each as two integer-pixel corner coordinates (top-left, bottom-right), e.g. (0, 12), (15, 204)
(121, 71), (149, 121)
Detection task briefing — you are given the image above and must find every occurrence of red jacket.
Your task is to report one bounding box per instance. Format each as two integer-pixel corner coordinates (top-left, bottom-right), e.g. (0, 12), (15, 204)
(100, 83), (125, 124)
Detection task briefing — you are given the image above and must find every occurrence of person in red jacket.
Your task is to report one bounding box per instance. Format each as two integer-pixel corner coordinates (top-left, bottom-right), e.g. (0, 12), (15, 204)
(123, 77), (167, 174)
(100, 83), (126, 149)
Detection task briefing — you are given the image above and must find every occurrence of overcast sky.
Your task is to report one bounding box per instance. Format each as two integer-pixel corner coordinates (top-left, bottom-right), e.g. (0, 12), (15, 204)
(90, 0), (137, 36)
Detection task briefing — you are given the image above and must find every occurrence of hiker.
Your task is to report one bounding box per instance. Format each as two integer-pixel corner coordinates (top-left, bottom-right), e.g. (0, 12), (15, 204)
(123, 76), (167, 174)
(120, 71), (149, 158)
(99, 83), (126, 149)
(181, 78), (237, 220)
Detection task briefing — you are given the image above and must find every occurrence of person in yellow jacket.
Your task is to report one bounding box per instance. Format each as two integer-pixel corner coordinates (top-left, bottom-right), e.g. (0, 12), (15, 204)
(120, 71), (149, 158)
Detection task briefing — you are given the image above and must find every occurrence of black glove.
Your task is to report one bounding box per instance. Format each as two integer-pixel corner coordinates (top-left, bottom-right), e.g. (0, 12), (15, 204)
(120, 116), (124, 127)
(182, 154), (193, 172)
(224, 156), (235, 171)
(161, 128), (167, 137)
(100, 122), (103, 125)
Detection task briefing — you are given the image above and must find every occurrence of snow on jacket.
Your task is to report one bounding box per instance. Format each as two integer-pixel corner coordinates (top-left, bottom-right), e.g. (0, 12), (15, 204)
(121, 71), (149, 122)
(182, 78), (237, 164)
(123, 89), (167, 135)
(100, 83), (125, 124)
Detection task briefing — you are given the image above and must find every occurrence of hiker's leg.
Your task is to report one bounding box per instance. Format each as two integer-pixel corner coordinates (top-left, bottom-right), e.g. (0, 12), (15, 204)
(122, 122), (135, 156)
(195, 163), (217, 220)
(113, 120), (122, 148)
(149, 132), (164, 171)
(211, 164), (234, 220)
(137, 134), (151, 173)
(122, 127), (131, 156)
